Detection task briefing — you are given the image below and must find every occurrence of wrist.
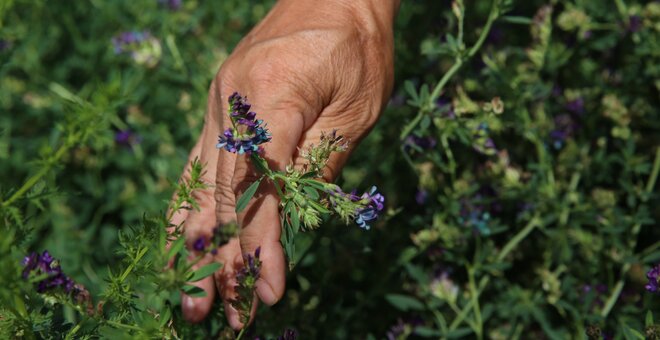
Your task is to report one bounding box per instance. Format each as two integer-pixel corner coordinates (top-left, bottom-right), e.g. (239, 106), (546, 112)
(272, 0), (399, 31)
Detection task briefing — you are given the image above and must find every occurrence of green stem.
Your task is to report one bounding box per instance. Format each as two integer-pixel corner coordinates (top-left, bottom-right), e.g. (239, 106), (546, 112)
(448, 276), (489, 331)
(120, 246), (149, 282)
(467, 266), (483, 339)
(600, 147), (660, 318)
(645, 147), (660, 194)
(2, 143), (69, 208)
(399, 0), (500, 141)
(614, 0), (628, 19)
(236, 327), (247, 340)
(440, 135), (457, 182)
(498, 215), (541, 262)
(448, 214), (541, 333)
(64, 321), (83, 340)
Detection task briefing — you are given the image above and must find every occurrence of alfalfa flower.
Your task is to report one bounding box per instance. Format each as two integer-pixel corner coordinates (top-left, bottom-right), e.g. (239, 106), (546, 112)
(645, 264), (660, 293)
(111, 31), (162, 67)
(216, 92), (271, 155)
(327, 185), (385, 230)
(232, 247), (262, 325)
(22, 251), (75, 293)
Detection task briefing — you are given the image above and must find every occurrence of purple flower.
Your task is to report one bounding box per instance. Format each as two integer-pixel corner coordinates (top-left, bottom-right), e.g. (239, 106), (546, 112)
(550, 114), (578, 149)
(192, 236), (206, 252)
(114, 129), (141, 147)
(404, 135), (437, 152)
(436, 97), (456, 119)
(22, 251), (76, 294)
(415, 188), (428, 205)
(354, 186), (385, 230)
(158, 0), (182, 10)
(565, 97), (585, 115)
(386, 319), (408, 340)
(645, 264), (660, 293)
(217, 93), (271, 155)
(237, 246), (261, 282)
(111, 31), (162, 67)
(112, 31), (149, 54)
(0, 39), (11, 52)
(628, 15), (642, 33)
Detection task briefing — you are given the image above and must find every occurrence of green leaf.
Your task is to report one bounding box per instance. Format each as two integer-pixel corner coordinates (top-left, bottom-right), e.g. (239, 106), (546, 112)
(621, 324), (645, 340)
(501, 15), (533, 25)
(308, 200), (330, 214)
(385, 294), (425, 312)
(159, 307), (172, 328)
(415, 326), (441, 337)
(300, 171), (317, 179)
(188, 262), (222, 282)
(303, 186), (319, 200)
(404, 80), (419, 103)
(302, 179), (328, 192)
(646, 311), (654, 327)
(182, 285), (207, 298)
(250, 154), (271, 175)
(445, 328), (473, 339)
(235, 178), (262, 213)
(167, 237), (185, 260)
(290, 205), (300, 234)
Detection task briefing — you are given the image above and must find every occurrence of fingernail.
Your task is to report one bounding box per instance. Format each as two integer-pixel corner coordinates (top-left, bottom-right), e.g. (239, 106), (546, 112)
(256, 281), (278, 306)
(182, 295), (196, 318)
(225, 302), (244, 330)
(184, 295), (196, 310)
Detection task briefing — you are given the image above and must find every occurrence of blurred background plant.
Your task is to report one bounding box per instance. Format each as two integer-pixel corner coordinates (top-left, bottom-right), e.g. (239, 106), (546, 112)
(0, 0), (659, 338)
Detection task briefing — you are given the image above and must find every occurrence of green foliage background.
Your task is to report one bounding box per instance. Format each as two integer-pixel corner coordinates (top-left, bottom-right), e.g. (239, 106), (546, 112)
(1, 0), (659, 338)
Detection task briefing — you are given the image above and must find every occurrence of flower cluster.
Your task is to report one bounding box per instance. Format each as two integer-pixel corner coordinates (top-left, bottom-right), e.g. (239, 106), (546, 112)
(111, 31), (162, 67)
(216, 93), (271, 155)
(232, 247), (262, 325)
(300, 130), (348, 177)
(327, 186), (385, 230)
(645, 264), (660, 293)
(22, 251), (75, 293)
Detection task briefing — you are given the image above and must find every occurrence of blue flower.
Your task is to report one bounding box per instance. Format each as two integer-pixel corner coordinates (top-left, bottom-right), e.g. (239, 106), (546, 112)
(354, 186), (385, 230)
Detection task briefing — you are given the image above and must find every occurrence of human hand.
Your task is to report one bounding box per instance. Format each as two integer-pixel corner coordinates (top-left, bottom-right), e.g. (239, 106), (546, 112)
(171, 0), (398, 329)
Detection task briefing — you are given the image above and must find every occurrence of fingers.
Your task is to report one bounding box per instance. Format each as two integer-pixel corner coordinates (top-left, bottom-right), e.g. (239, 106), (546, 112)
(230, 96), (306, 307)
(181, 83), (226, 323)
